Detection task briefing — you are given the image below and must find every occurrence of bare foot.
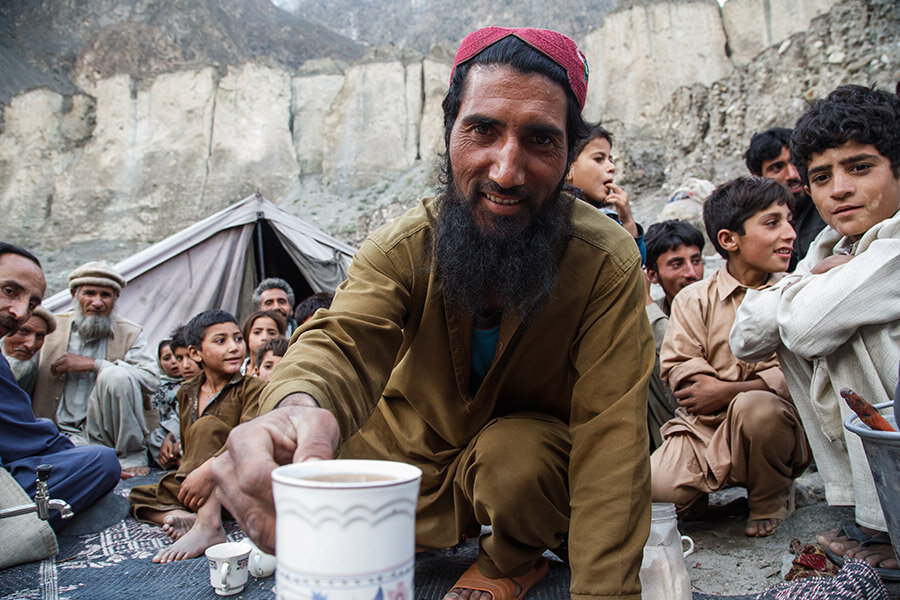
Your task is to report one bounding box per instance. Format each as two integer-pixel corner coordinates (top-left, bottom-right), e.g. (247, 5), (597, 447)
(161, 512), (196, 540)
(153, 520), (226, 563)
(852, 544), (899, 570)
(121, 466), (150, 479)
(745, 517), (782, 537)
(443, 587), (508, 600)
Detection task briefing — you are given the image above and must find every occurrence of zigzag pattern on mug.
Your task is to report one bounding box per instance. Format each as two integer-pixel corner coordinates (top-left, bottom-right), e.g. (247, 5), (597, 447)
(278, 497), (418, 528)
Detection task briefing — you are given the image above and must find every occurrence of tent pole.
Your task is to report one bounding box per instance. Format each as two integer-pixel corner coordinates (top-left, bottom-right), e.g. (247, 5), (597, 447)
(255, 212), (266, 279)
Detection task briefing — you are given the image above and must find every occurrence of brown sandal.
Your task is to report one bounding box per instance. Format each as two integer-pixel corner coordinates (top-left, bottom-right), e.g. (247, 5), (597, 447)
(448, 558), (549, 600)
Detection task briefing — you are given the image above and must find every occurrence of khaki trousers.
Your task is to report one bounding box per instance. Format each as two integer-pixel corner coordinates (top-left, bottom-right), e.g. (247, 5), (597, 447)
(451, 412), (571, 578)
(650, 390), (810, 519)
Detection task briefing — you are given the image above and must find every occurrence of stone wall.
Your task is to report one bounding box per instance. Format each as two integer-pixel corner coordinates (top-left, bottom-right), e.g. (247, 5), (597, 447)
(4, 0), (893, 291)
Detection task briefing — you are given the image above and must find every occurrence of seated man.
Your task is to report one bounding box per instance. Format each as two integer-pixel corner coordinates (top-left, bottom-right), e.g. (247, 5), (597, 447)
(1, 306), (55, 396)
(745, 127), (827, 270)
(32, 262), (159, 475)
(0, 243), (120, 531)
(731, 84), (900, 573)
(652, 177), (810, 537)
(643, 220), (705, 451)
(212, 27), (653, 600)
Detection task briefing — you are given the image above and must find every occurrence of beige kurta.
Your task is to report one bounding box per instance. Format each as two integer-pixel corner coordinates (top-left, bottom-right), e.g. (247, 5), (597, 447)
(653, 267), (808, 517)
(262, 196), (655, 600)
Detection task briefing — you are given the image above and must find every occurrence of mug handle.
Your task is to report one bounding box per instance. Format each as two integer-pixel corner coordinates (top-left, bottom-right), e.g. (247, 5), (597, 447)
(218, 561), (232, 592)
(681, 535), (695, 558)
(250, 553), (260, 576)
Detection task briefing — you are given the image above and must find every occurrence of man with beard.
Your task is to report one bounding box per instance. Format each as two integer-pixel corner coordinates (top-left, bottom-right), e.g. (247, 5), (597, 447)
(32, 262), (159, 476)
(745, 127), (827, 270)
(0, 244), (120, 535)
(2, 306), (55, 396)
(212, 27), (653, 600)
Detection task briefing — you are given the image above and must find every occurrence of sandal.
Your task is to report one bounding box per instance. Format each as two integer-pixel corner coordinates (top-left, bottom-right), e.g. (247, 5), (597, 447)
(821, 521), (900, 582)
(448, 558), (549, 600)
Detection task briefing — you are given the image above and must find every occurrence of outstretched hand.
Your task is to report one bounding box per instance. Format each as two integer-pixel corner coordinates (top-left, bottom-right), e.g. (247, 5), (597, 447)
(211, 396), (340, 554)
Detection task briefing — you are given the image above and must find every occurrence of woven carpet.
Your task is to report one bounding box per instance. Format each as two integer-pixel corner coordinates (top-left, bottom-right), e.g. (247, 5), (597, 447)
(0, 470), (755, 599)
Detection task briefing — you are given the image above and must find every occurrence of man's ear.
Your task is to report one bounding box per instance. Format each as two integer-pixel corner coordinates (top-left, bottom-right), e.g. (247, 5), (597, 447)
(646, 268), (660, 284)
(188, 345), (203, 364)
(717, 229), (740, 254)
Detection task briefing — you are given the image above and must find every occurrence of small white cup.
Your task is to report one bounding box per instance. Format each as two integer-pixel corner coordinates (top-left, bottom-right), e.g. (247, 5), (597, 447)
(206, 541), (252, 596)
(248, 540), (277, 578)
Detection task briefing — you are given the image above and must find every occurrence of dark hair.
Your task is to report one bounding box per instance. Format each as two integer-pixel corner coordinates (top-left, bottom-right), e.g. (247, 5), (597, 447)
(441, 35), (590, 174)
(251, 277), (295, 310)
(791, 84), (900, 184)
(294, 291), (334, 324)
(170, 325), (189, 352)
(703, 177), (796, 259)
(157, 338), (173, 359)
(241, 310), (287, 348)
(255, 336), (289, 368)
(744, 128), (792, 176)
(184, 309), (239, 348)
(644, 220), (705, 271)
(571, 122), (614, 163)
(0, 242), (41, 268)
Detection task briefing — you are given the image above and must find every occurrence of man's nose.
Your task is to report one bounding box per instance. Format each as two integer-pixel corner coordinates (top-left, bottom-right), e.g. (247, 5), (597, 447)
(489, 138), (526, 189)
(7, 299), (29, 322)
(787, 162), (800, 182)
(831, 171), (854, 198)
(685, 262), (700, 279)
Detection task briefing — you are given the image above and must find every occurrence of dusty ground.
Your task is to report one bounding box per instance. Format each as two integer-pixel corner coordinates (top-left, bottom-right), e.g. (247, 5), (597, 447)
(679, 468), (900, 598)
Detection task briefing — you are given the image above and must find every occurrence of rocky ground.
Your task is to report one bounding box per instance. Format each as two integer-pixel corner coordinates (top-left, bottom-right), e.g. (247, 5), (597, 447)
(681, 468), (900, 598)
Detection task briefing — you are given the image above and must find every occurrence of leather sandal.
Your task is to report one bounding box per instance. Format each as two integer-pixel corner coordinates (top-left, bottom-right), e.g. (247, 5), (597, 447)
(448, 557), (549, 600)
(822, 521), (900, 582)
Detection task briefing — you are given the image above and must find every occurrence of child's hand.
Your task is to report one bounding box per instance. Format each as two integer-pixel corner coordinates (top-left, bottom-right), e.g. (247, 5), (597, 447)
(179, 459), (215, 511)
(675, 374), (733, 415)
(604, 183), (639, 238)
(158, 433), (181, 470)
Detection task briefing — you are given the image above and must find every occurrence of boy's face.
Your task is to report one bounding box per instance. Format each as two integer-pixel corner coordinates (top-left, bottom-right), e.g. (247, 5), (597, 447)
(257, 350), (282, 382)
(806, 140), (900, 240)
(173, 345), (201, 380)
(725, 201), (796, 275)
(647, 244), (704, 303)
(158, 343), (181, 378)
(248, 316), (280, 357)
(567, 136), (615, 204)
(189, 322), (245, 377)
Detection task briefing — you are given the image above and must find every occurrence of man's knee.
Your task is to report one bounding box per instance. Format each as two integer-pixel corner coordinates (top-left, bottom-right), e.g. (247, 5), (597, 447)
(93, 365), (141, 410)
(731, 391), (793, 438)
(464, 413), (570, 504)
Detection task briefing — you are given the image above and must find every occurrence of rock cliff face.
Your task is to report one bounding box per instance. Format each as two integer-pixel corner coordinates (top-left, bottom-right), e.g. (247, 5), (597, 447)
(4, 0), (897, 291)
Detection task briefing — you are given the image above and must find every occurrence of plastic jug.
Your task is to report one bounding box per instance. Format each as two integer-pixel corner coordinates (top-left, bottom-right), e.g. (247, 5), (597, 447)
(639, 502), (694, 600)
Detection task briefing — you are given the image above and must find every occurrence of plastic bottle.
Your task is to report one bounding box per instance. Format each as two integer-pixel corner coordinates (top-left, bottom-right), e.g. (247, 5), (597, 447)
(639, 502), (694, 600)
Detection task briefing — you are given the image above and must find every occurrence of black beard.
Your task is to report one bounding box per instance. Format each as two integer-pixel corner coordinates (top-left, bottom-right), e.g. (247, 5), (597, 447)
(432, 175), (572, 322)
(74, 306), (113, 343)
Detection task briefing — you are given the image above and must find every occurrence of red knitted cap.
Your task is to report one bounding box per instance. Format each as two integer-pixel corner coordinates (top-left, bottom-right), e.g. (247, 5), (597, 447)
(451, 27), (589, 111)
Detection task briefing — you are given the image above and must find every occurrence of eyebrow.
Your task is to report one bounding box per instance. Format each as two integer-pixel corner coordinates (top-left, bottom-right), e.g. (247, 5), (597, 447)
(457, 114), (565, 140)
(808, 152), (882, 176)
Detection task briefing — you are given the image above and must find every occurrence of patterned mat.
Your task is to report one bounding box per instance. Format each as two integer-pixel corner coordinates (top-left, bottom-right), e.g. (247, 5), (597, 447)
(0, 471), (754, 600)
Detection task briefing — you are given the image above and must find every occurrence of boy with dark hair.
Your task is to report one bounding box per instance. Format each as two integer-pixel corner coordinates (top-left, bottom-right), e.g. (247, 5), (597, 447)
(293, 291), (334, 325)
(129, 309), (264, 562)
(643, 220), (705, 451)
(255, 336), (288, 382)
(732, 84), (900, 575)
(745, 127), (827, 269)
(652, 177), (811, 537)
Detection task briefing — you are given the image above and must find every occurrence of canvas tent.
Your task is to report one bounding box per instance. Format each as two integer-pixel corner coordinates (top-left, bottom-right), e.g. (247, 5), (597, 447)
(43, 193), (356, 349)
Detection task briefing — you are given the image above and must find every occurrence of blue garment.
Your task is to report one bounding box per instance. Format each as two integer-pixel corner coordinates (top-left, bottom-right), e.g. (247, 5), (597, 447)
(470, 325), (500, 390)
(1, 354), (120, 530)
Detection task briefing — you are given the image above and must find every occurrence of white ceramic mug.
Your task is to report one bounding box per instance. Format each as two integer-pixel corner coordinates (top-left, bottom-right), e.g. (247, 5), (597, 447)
(206, 541), (252, 596)
(248, 540), (277, 578)
(272, 459), (422, 600)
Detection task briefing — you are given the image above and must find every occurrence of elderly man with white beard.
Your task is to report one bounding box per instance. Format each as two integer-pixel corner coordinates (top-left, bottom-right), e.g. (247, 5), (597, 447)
(32, 262), (159, 477)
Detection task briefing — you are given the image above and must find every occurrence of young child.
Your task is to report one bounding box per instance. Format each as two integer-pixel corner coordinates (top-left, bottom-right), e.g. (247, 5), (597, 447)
(171, 326), (201, 382)
(240, 310), (286, 376)
(255, 336), (288, 382)
(731, 85), (900, 573)
(146, 338), (183, 469)
(565, 122), (646, 263)
(129, 310), (265, 562)
(652, 177), (810, 537)
(293, 291), (334, 325)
